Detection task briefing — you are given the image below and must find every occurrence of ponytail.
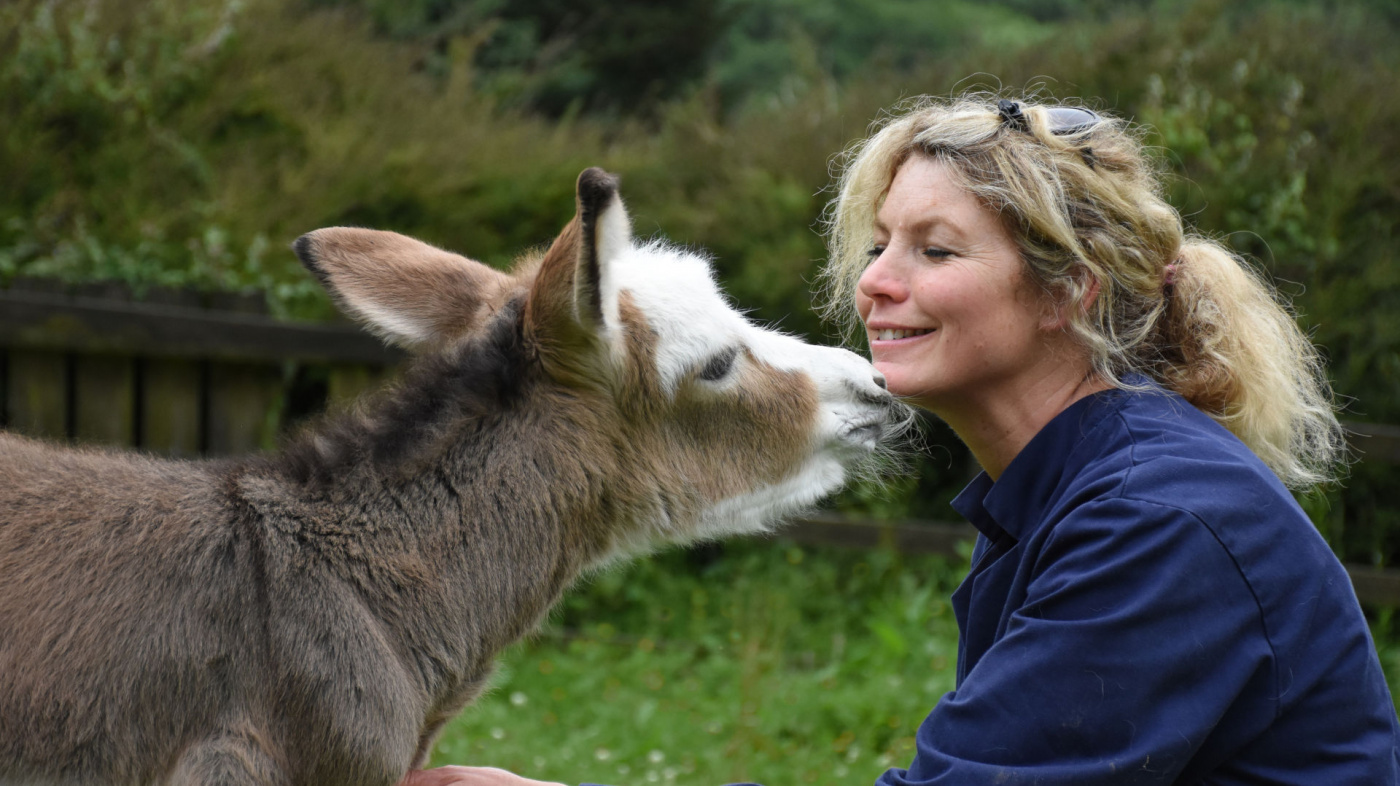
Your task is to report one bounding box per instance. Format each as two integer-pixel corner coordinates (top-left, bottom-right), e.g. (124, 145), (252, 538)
(1149, 238), (1345, 488)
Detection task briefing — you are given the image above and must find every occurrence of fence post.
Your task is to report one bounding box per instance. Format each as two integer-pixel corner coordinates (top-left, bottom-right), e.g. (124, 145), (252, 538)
(141, 358), (203, 456)
(73, 353), (136, 446)
(205, 362), (285, 456)
(6, 349), (68, 441)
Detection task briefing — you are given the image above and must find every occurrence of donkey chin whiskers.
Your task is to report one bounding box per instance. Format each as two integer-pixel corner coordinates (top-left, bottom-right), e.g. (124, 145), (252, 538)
(840, 402), (921, 487)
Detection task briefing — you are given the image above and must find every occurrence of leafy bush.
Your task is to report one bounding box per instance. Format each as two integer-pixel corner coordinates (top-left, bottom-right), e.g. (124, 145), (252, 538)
(4, 0), (1400, 562)
(0, 0), (245, 288)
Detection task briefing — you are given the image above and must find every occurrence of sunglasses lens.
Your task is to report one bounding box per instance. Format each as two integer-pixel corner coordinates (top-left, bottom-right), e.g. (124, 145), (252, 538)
(1045, 106), (1101, 135)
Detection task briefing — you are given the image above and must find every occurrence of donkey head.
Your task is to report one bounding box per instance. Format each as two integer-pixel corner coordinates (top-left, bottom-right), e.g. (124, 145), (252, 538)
(294, 168), (900, 555)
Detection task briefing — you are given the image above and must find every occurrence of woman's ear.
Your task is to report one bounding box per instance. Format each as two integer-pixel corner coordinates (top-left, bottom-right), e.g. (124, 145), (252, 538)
(1042, 269), (1101, 331)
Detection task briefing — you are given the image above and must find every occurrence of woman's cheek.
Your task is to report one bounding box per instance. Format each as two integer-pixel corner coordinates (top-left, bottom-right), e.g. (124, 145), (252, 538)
(855, 293), (874, 324)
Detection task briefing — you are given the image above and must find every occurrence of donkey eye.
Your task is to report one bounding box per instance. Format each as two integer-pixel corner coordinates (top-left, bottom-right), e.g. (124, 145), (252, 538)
(698, 347), (740, 382)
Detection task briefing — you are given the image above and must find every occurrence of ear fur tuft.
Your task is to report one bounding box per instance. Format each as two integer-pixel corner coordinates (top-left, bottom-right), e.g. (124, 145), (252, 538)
(576, 168), (620, 216)
(292, 234), (329, 285)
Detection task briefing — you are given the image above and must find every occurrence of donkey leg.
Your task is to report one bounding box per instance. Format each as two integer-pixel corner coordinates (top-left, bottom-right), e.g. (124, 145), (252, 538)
(167, 726), (289, 786)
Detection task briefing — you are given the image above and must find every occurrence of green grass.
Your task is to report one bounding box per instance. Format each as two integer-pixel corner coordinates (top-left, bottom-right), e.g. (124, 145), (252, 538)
(431, 537), (1400, 785)
(430, 540), (966, 785)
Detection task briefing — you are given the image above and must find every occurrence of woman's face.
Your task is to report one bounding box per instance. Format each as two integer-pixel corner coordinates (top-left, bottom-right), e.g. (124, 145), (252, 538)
(856, 155), (1061, 416)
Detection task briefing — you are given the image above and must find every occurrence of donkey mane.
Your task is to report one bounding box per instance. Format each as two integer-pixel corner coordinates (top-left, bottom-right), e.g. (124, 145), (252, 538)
(274, 297), (530, 488)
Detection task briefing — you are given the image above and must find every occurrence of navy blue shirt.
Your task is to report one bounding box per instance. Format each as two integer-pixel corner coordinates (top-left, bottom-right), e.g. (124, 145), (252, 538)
(587, 382), (1399, 786)
(878, 382), (1400, 784)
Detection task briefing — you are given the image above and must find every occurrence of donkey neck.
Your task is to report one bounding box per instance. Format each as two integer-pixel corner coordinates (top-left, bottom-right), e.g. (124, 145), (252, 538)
(264, 298), (625, 566)
(241, 305), (630, 668)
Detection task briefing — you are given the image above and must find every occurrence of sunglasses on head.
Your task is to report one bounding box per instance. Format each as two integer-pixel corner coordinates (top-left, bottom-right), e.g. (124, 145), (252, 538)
(997, 99), (1102, 136)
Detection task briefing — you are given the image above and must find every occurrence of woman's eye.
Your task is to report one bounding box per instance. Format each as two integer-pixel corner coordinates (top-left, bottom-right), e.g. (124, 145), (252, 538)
(866, 244), (886, 259)
(923, 247), (952, 260)
(698, 347), (739, 382)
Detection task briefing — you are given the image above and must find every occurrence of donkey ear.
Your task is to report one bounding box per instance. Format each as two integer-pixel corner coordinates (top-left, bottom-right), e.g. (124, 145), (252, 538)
(574, 167), (631, 330)
(294, 228), (511, 351)
(526, 168), (632, 373)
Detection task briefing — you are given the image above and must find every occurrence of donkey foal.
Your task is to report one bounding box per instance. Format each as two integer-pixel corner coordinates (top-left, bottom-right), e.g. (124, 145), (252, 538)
(0, 169), (898, 786)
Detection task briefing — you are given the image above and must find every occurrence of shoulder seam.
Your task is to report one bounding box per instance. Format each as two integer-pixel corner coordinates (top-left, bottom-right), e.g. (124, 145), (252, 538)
(1116, 487), (1283, 721)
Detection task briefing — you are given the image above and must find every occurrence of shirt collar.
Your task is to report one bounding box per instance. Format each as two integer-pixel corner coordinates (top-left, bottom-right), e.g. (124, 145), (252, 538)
(950, 381), (1140, 541)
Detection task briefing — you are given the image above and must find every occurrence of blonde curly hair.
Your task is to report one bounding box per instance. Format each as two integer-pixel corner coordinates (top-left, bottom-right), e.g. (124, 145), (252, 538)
(819, 93), (1344, 489)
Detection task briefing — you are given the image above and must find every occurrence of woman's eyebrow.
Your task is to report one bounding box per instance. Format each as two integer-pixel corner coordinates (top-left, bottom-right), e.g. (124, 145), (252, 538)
(873, 213), (967, 243)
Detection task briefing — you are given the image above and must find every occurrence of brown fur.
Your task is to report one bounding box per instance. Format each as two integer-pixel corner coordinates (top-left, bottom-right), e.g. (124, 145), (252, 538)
(302, 228), (511, 349)
(0, 169), (880, 786)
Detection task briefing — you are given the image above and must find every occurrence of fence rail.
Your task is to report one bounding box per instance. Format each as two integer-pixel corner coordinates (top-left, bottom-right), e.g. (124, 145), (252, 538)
(0, 282), (400, 364)
(778, 513), (1400, 608)
(3, 281), (1399, 605)
(1342, 421), (1400, 465)
(0, 282), (400, 455)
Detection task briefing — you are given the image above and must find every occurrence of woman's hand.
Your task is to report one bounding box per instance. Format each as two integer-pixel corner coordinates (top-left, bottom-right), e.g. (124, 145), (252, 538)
(398, 766), (568, 786)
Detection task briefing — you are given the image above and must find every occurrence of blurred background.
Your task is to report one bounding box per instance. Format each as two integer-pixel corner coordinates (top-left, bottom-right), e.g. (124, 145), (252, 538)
(2, 0), (1398, 782)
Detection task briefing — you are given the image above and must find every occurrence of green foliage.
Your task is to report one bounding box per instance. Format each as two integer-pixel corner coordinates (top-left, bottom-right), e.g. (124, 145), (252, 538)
(0, 0), (246, 289)
(477, 0), (728, 116)
(0, 0), (605, 317)
(4, 0), (1400, 561)
(432, 539), (966, 784)
(310, 0), (1065, 117)
(311, 0), (729, 117)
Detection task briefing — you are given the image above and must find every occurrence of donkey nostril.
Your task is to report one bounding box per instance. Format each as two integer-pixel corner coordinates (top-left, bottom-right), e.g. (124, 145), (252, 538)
(873, 372), (887, 390)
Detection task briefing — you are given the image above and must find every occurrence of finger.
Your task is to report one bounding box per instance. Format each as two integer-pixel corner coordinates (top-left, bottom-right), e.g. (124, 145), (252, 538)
(397, 767), (483, 786)
(399, 765), (563, 786)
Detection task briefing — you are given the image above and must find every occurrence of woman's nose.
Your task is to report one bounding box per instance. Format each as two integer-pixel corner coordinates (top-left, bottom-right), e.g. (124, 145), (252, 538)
(857, 249), (908, 304)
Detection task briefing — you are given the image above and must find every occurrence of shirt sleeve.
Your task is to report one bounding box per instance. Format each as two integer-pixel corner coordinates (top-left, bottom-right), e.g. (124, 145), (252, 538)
(880, 495), (1275, 785)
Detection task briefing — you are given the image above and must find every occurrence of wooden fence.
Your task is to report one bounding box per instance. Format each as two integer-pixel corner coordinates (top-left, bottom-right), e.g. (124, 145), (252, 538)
(0, 279), (400, 455)
(781, 431), (1400, 607)
(780, 511), (1400, 607)
(3, 279), (1399, 605)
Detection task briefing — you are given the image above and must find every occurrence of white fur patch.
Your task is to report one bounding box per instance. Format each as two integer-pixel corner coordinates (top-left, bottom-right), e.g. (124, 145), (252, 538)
(347, 298), (435, 348)
(606, 240), (750, 394)
(607, 240), (884, 402)
(693, 454), (848, 539)
(592, 194), (632, 331)
(597, 239), (892, 544)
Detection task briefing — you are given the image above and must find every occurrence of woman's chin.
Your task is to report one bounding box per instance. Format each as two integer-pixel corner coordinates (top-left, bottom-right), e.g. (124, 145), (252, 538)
(874, 372), (936, 406)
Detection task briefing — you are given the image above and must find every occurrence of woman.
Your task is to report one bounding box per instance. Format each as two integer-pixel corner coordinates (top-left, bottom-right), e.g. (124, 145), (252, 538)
(406, 94), (1400, 784)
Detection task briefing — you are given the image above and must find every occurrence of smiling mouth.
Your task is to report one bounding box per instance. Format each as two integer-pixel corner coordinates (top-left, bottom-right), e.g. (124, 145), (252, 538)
(872, 328), (934, 341)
